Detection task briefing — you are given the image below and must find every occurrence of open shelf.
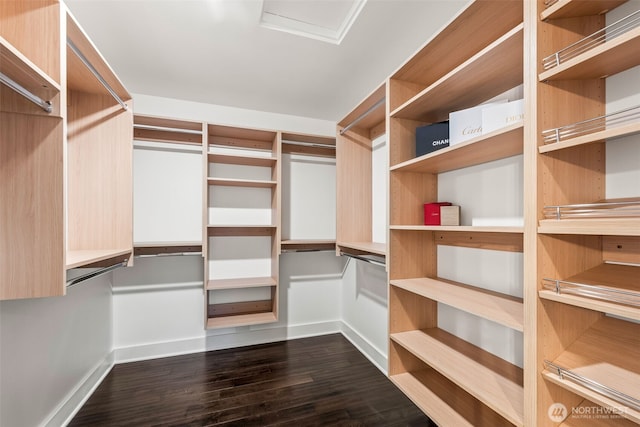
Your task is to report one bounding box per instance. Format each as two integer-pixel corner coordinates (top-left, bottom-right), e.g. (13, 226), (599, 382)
(281, 240), (336, 252)
(542, 317), (640, 424)
(133, 114), (203, 145)
(207, 177), (277, 188)
(391, 278), (523, 331)
(539, 23), (640, 81)
(207, 225), (277, 237)
(133, 242), (202, 257)
(208, 124), (277, 150)
(208, 152), (277, 167)
(540, 263), (640, 321)
(538, 218), (640, 236)
(540, 121), (640, 153)
(281, 132), (336, 158)
(391, 328), (524, 426)
(66, 249), (132, 270)
(207, 276), (276, 290)
(391, 24), (523, 122)
(540, 0), (627, 21)
(391, 225), (524, 233)
(391, 124), (523, 173)
(337, 241), (386, 256)
(206, 311), (277, 329)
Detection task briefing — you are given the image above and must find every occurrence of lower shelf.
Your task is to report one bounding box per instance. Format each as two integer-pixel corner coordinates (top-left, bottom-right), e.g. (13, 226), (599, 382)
(206, 311), (277, 329)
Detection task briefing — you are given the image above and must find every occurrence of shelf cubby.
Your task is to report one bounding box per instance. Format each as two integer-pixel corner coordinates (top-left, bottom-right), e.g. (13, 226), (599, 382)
(133, 114), (203, 146)
(281, 132), (336, 158)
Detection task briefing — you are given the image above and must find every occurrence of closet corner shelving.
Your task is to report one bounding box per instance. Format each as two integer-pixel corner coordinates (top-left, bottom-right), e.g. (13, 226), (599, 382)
(533, 0), (640, 425)
(386, 1), (529, 426)
(204, 124), (281, 329)
(336, 82), (387, 260)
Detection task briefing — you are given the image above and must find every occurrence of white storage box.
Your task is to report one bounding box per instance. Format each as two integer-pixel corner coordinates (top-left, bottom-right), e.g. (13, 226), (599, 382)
(482, 99), (524, 135)
(449, 101), (506, 146)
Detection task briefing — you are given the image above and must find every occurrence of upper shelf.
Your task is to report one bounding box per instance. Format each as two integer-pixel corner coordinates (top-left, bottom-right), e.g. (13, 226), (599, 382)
(281, 240), (336, 252)
(391, 225), (524, 234)
(338, 83), (386, 136)
(540, 0), (627, 21)
(539, 20), (640, 81)
(208, 152), (277, 167)
(391, 123), (523, 173)
(207, 177), (277, 188)
(133, 114), (203, 145)
(66, 248), (132, 270)
(282, 132), (336, 157)
(539, 218), (640, 236)
(208, 124), (277, 151)
(337, 241), (386, 256)
(133, 242), (202, 257)
(390, 24), (523, 123)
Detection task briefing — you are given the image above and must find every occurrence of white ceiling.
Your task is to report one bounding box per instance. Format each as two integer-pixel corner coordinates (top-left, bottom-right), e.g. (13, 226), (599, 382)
(65, 0), (468, 121)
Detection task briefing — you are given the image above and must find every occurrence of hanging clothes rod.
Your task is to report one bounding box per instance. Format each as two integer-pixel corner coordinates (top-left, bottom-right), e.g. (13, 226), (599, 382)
(67, 38), (128, 111)
(0, 71), (52, 113)
(66, 259), (128, 288)
(135, 252), (203, 258)
(340, 252), (386, 267)
(339, 97), (385, 135)
(134, 124), (203, 135)
(281, 140), (336, 149)
(281, 248), (336, 253)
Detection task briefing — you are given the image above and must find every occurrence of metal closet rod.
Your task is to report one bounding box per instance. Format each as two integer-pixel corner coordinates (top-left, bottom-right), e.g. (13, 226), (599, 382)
(0, 71), (52, 113)
(135, 252), (202, 258)
(67, 38), (128, 111)
(339, 97), (385, 135)
(66, 259), (128, 288)
(134, 123), (203, 135)
(281, 140), (336, 149)
(281, 248), (335, 253)
(340, 251), (386, 267)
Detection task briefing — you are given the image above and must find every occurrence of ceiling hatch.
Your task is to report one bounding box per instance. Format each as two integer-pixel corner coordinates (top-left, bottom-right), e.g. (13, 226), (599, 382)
(260, 0), (367, 45)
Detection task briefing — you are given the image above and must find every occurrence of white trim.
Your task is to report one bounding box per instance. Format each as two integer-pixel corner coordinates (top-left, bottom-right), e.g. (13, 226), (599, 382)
(43, 351), (114, 427)
(340, 321), (388, 375)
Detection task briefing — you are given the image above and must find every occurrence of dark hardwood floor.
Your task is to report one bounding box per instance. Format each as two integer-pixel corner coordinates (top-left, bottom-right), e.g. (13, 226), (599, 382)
(70, 334), (434, 426)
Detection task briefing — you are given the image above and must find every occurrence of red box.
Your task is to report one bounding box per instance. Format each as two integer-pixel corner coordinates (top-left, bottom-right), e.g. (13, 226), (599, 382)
(424, 202), (452, 225)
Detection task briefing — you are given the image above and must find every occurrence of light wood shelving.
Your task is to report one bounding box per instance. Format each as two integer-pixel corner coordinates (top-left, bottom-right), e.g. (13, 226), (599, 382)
(281, 240), (336, 252)
(533, 0), (640, 425)
(133, 242), (202, 257)
(336, 83), (386, 259)
(133, 114), (203, 145)
(204, 124), (281, 329)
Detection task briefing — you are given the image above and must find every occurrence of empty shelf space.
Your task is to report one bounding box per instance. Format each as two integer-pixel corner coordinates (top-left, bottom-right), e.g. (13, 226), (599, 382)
(208, 124), (277, 151)
(0, 36), (60, 100)
(542, 316), (640, 424)
(66, 248), (132, 269)
(206, 312), (277, 329)
(207, 177), (277, 188)
(538, 218), (640, 236)
(134, 242), (202, 256)
(391, 278), (524, 331)
(540, 0), (627, 21)
(391, 123), (523, 173)
(391, 225), (524, 233)
(391, 328), (524, 426)
(540, 263), (640, 321)
(539, 25), (640, 81)
(281, 240), (336, 251)
(391, 24), (523, 122)
(208, 152), (277, 167)
(337, 241), (386, 256)
(207, 225), (277, 237)
(207, 276), (276, 290)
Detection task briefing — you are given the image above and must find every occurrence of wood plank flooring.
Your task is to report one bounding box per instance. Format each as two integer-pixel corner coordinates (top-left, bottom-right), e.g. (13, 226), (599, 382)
(70, 334), (434, 426)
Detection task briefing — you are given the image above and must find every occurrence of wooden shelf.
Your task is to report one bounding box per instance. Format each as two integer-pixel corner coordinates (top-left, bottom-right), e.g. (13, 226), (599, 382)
(133, 114), (203, 146)
(66, 249), (132, 269)
(134, 242), (202, 256)
(539, 121), (640, 154)
(208, 124), (277, 151)
(281, 240), (336, 251)
(539, 263), (640, 321)
(542, 317), (640, 424)
(391, 225), (524, 233)
(337, 241), (386, 256)
(540, 0), (627, 21)
(391, 328), (524, 426)
(391, 24), (523, 122)
(207, 225), (277, 237)
(391, 124), (523, 173)
(207, 177), (277, 188)
(207, 276), (276, 290)
(538, 218), (640, 236)
(539, 26), (640, 81)
(337, 84), (386, 134)
(206, 311), (277, 329)
(208, 152), (277, 167)
(0, 36), (60, 104)
(391, 278), (524, 331)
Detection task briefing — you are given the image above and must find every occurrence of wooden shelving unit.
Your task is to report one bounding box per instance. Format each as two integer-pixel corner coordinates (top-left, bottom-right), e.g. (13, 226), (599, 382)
(204, 124), (281, 329)
(133, 242), (202, 257)
(386, 1), (527, 425)
(281, 240), (336, 252)
(133, 114), (203, 146)
(533, 0), (640, 425)
(336, 83), (386, 259)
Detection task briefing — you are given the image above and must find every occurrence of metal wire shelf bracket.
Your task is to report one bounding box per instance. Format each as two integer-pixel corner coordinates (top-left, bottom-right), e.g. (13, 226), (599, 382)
(66, 259), (129, 288)
(67, 38), (128, 111)
(0, 71), (52, 112)
(542, 105), (640, 144)
(339, 97), (386, 135)
(542, 10), (640, 70)
(544, 360), (640, 412)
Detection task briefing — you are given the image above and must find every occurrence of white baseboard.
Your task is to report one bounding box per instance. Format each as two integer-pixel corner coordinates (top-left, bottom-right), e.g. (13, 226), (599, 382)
(44, 351), (114, 427)
(340, 321), (388, 375)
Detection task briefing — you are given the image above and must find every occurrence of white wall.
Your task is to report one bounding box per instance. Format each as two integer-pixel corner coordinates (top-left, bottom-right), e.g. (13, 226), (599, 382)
(0, 275), (113, 427)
